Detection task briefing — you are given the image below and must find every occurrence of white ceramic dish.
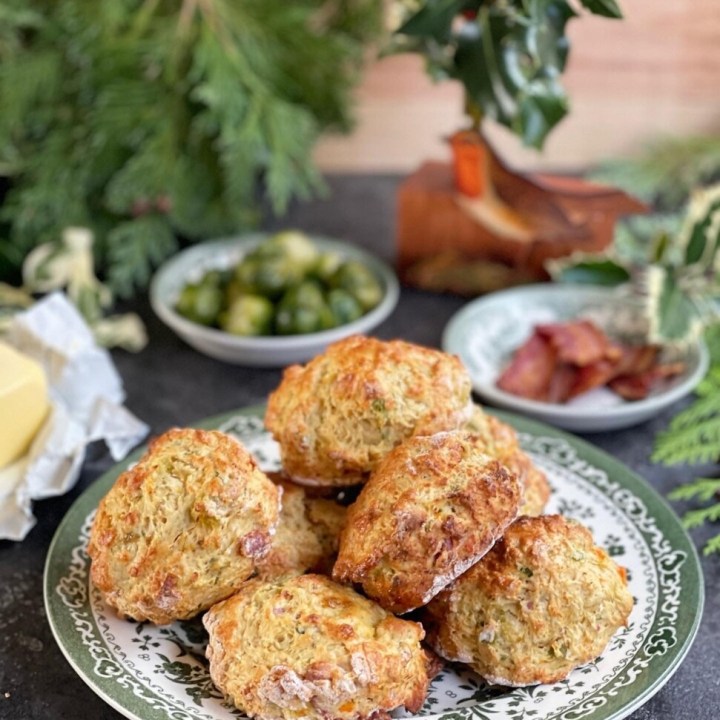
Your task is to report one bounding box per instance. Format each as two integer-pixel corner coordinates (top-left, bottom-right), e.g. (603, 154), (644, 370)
(150, 234), (399, 366)
(442, 284), (709, 432)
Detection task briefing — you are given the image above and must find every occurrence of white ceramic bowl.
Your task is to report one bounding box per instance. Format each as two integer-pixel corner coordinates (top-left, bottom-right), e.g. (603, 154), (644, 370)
(150, 234), (399, 367)
(442, 284), (709, 432)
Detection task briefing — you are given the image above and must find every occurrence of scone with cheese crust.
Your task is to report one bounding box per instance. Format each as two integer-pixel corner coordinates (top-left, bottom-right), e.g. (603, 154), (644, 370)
(424, 514), (634, 686)
(333, 430), (521, 614)
(464, 405), (550, 516)
(88, 428), (280, 625)
(265, 335), (473, 487)
(256, 481), (347, 580)
(204, 574), (435, 720)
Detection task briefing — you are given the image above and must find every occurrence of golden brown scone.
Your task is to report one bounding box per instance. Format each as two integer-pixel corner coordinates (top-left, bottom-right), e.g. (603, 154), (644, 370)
(463, 405), (518, 454)
(464, 405), (550, 516)
(333, 431), (522, 614)
(203, 574), (434, 720)
(256, 481), (347, 580)
(424, 514), (634, 686)
(88, 428), (281, 624)
(265, 335), (473, 487)
(507, 452), (551, 517)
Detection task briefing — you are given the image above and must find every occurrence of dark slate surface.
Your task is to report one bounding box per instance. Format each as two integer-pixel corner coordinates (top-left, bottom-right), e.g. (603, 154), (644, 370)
(0, 175), (717, 719)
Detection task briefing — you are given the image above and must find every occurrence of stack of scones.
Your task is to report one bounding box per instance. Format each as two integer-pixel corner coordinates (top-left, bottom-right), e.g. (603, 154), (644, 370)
(88, 335), (633, 720)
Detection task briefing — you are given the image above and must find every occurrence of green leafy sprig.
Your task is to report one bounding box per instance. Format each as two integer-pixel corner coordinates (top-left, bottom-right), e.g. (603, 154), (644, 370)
(668, 478), (720, 557)
(655, 325), (720, 556)
(0, 0), (382, 295)
(550, 183), (720, 345)
(643, 308), (720, 561)
(653, 368), (720, 466)
(388, 0), (622, 149)
(668, 471), (720, 556)
(590, 135), (720, 212)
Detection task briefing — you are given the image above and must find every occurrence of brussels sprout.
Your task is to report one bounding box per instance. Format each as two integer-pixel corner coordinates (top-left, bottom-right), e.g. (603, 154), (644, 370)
(294, 279), (325, 308)
(234, 256), (301, 299)
(176, 282), (223, 326)
(313, 251), (343, 283)
(327, 288), (363, 326)
(265, 230), (319, 272)
(234, 258), (260, 291)
(220, 294), (274, 336)
(330, 260), (383, 311)
(199, 269), (225, 287)
(224, 278), (243, 307)
(275, 280), (334, 335)
(176, 285), (198, 319)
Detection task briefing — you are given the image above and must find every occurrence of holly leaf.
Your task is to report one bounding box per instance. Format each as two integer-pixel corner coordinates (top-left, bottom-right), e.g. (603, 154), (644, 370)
(578, 0), (623, 19)
(453, 2), (575, 147)
(395, 0), (466, 43)
(453, 12), (517, 125)
(515, 82), (568, 149)
(652, 268), (698, 343)
(554, 258), (630, 286)
(391, 0), (620, 148)
(684, 200), (720, 267)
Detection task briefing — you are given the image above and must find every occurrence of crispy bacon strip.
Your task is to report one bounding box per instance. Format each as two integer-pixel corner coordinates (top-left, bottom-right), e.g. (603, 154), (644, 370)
(615, 345), (659, 376)
(546, 363), (578, 403)
(609, 362), (685, 400)
(499, 318), (675, 403)
(569, 358), (619, 398)
(497, 332), (556, 400)
(537, 320), (621, 367)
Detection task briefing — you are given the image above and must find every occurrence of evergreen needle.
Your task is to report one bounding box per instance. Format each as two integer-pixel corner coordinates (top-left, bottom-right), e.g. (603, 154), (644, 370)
(0, 1), (383, 295)
(702, 534), (720, 556)
(682, 503), (720, 530)
(668, 478), (720, 503)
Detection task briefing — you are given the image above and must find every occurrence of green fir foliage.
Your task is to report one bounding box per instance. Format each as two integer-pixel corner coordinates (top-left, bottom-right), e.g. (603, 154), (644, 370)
(653, 326), (720, 465)
(0, 0), (382, 295)
(659, 325), (720, 556)
(668, 477), (720, 556)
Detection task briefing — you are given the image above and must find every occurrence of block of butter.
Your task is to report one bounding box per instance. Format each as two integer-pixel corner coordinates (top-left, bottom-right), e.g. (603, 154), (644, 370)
(0, 342), (49, 469)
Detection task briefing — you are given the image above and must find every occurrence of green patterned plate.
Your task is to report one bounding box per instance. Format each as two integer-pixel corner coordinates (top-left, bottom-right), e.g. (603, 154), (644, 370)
(44, 407), (703, 720)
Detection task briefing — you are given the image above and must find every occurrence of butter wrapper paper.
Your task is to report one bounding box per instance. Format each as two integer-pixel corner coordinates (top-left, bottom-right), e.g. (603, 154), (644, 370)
(1, 293), (148, 540)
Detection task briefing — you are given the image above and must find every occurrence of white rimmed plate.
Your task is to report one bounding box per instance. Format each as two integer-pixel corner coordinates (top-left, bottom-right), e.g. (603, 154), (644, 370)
(442, 284), (709, 432)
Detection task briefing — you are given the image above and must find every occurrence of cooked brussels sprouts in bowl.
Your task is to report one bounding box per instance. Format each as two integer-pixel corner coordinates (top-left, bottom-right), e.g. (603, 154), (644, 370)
(150, 232), (399, 366)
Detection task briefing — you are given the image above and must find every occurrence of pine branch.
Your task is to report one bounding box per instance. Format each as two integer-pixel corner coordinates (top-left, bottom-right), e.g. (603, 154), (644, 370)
(702, 533), (720, 557)
(104, 130), (176, 215)
(262, 98), (325, 214)
(657, 328), (720, 558)
(666, 390), (720, 431)
(106, 215), (177, 297)
(0, 50), (62, 164)
(681, 503), (720, 531)
(652, 324), (720, 465)
(0, 0), (382, 293)
(668, 477), (720, 503)
(695, 367), (720, 396)
(652, 416), (720, 465)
